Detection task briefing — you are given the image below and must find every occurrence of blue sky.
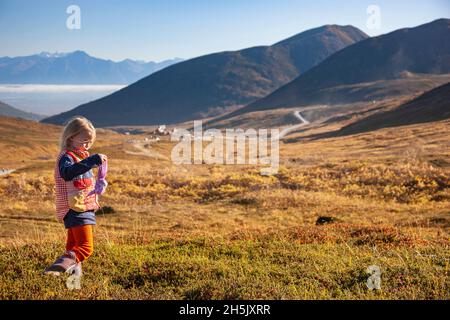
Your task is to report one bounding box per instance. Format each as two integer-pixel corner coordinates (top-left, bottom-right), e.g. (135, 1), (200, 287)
(0, 0), (448, 62)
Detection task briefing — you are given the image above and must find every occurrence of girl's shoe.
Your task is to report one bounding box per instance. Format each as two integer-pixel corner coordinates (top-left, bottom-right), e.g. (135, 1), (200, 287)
(71, 262), (82, 277)
(66, 262), (82, 290)
(43, 251), (77, 276)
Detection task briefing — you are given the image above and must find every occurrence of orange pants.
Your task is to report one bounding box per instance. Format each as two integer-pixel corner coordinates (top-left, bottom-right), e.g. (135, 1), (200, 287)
(65, 225), (94, 263)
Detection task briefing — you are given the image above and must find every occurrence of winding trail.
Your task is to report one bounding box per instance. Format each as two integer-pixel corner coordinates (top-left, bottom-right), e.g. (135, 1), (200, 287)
(274, 110), (310, 140)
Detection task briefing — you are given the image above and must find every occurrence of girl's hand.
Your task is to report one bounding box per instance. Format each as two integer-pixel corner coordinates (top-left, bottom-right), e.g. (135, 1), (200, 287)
(98, 154), (108, 162)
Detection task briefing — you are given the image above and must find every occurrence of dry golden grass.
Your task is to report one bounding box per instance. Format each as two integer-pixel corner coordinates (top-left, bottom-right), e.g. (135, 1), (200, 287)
(0, 115), (449, 299)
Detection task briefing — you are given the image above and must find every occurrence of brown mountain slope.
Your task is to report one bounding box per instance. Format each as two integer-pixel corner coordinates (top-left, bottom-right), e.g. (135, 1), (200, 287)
(41, 25), (368, 127)
(204, 74), (450, 130)
(0, 101), (45, 121)
(230, 18), (450, 117)
(334, 82), (450, 136)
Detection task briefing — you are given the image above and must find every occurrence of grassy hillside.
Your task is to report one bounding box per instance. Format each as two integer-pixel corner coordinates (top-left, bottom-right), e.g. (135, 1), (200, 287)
(334, 82), (450, 136)
(0, 116), (449, 299)
(0, 116), (125, 168)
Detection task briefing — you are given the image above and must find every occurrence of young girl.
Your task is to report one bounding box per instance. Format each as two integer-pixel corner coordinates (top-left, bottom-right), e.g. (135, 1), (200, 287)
(44, 116), (107, 276)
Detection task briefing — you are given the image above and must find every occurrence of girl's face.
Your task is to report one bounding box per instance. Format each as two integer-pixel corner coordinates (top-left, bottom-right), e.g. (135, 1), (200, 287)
(70, 130), (94, 151)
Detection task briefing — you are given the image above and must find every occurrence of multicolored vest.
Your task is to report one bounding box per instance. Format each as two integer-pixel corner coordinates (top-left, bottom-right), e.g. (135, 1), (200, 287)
(54, 150), (100, 222)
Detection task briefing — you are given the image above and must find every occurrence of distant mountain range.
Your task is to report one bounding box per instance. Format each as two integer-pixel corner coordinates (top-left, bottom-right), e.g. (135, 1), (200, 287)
(229, 19), (450, 117)
(0, 51), (183, 84)
(40, 19), (450, 129)
(41, 25), (368, 126)
(0, 100), (45, 121)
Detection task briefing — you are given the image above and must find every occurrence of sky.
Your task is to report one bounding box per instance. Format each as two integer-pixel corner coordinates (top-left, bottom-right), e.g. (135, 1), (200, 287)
(0, 0), (448, 62)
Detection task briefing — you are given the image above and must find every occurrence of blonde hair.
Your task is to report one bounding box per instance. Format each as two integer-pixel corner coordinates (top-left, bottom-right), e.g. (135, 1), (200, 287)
(60, 116), (96, 151)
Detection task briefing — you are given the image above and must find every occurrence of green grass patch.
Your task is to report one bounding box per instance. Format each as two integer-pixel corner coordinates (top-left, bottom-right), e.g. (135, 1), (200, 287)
(0, 238), (448, 300)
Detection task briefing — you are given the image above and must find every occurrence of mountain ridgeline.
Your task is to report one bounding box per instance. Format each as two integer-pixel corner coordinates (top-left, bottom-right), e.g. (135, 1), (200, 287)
(0, 100), (45, 121)
(0, 51), (183, 85)
(41, 25), (368, 126)
(231, 18), (450, 116)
